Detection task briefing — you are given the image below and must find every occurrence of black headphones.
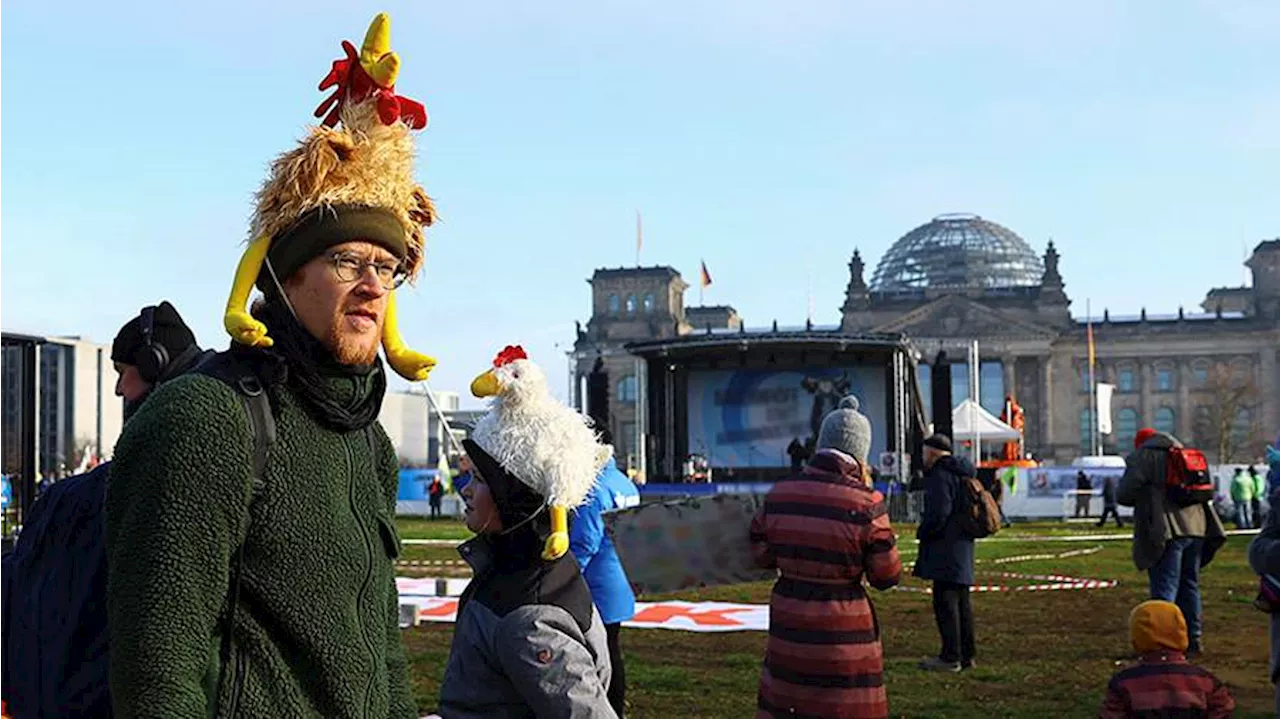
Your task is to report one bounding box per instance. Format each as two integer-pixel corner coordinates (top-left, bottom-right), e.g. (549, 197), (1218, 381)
(135, 305), (171, 384)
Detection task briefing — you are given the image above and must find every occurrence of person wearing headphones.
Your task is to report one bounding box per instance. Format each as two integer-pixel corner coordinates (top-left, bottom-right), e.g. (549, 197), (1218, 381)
(2, 302), (206, 718)
(111, 301), (211, 421)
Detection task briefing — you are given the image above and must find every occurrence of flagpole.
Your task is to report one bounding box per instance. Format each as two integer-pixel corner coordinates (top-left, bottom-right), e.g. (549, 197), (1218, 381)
(1087, 299), (1097, 456)
(636, 210), (643, 268)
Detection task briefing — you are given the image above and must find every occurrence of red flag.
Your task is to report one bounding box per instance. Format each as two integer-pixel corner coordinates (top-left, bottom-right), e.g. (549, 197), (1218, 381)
(699, 261), (712, 288)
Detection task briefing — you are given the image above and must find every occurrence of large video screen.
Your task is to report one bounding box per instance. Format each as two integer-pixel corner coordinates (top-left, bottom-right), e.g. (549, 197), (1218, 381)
(686, 367), (887, 468)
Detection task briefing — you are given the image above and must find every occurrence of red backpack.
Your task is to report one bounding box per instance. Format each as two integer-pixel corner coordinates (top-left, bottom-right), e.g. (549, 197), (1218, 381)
(1164, 446), (1215, 507)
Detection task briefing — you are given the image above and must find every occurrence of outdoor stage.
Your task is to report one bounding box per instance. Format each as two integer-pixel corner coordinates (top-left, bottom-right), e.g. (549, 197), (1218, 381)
(622, 328), (928, 484)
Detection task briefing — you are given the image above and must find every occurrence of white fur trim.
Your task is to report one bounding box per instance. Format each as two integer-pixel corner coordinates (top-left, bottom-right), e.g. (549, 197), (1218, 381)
(469, 358), (610, 508)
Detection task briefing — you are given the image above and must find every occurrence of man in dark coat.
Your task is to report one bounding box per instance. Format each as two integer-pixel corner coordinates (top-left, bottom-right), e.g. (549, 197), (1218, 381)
(2, 303), (208, 718)
(913, 433), (978, 673)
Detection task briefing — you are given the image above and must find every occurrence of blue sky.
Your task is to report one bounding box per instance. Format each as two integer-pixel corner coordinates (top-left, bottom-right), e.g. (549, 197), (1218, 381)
(3, 1), (1276, 406)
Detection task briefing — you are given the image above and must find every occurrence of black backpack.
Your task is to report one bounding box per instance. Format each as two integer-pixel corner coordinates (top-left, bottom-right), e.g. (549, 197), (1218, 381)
(0, 353), (274, 718)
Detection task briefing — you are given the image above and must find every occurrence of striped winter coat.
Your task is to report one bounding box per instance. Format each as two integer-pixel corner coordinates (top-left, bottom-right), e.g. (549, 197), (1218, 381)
(1098, 652), (1235, 718)
(750, 449), (903, 719)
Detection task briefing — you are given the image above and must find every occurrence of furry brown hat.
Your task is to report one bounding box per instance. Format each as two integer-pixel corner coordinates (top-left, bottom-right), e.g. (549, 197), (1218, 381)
(221, 13), (438, 381)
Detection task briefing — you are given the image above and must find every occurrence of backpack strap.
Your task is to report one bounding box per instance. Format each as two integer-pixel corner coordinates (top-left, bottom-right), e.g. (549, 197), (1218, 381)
(190, 353), (275, 717)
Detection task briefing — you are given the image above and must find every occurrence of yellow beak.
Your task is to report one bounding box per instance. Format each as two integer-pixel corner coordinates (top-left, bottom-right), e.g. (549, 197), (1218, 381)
(470, 370), (500, 398)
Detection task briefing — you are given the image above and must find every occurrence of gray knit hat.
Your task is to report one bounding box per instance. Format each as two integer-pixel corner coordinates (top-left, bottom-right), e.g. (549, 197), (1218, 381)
(816, 396), (873, 462)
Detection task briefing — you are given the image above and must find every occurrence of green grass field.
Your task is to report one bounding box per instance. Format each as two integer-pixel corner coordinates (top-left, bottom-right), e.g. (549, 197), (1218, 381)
(396, 519), (1273, 717)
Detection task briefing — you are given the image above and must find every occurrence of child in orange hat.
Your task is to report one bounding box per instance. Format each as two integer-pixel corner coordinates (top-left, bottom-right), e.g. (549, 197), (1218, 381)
(1099, 600), (1234, 718)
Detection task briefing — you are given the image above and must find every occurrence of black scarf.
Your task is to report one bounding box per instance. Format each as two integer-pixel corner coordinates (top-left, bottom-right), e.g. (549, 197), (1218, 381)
(237, 301), (387, 432)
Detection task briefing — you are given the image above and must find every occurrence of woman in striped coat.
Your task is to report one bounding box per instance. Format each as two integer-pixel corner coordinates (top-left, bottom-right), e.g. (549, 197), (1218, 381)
(750, 397), (903, 719)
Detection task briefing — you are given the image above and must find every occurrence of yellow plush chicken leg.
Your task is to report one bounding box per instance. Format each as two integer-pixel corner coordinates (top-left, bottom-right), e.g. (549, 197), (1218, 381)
(382, 291), (436, 381)
(542, 506), (570, 560)
(224, 235), (274, 348)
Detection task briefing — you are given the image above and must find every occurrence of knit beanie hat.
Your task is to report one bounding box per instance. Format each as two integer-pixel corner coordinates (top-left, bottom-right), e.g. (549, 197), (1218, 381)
(461, 439), (548, 531)
(923, 433), (953, 452)
(1129, 600), (1188, 654)
(816, 396), (873, 462)
(111, 302), (197, 366)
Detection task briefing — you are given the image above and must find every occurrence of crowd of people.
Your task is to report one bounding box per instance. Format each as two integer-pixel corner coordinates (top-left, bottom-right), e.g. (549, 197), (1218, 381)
(1, 12), (1276, 719)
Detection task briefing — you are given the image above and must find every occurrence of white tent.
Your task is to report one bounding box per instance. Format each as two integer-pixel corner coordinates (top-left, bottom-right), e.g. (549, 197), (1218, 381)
(950, 399), (1021, 442)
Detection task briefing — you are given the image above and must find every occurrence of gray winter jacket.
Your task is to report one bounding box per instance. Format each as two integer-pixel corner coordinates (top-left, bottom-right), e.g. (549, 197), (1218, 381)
(437, 535), (615, 719)
(1248, 507), (1280, 685)
(1117, 433), (1227, 571)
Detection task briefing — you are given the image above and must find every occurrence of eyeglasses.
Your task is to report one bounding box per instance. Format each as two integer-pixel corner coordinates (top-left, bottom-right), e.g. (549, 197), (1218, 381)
(328, 252), (407, 290)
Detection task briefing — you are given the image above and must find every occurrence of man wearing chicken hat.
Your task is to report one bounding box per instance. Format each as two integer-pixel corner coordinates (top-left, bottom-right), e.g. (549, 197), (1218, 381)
(435, 346), (617, 717)
(105, 15), (430, 717)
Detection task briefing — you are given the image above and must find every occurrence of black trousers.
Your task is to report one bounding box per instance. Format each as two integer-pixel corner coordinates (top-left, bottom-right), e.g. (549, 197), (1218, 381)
(1074, 495), (1091, 517)
(931, 581), (975, 664)
(605, 622), (626, 716)
(1097, 504), (1123, 527)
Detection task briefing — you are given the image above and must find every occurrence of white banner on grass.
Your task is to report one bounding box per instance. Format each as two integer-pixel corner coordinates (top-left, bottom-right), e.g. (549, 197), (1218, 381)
(399, 596), (772, 633)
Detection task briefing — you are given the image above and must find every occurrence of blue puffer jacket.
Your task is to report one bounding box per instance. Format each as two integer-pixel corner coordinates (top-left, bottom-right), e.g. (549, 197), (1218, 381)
(569, 459), (640, 625)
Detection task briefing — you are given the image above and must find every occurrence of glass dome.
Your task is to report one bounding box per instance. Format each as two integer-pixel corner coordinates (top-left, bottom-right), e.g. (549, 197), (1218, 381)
(869, 214), (1045, 291)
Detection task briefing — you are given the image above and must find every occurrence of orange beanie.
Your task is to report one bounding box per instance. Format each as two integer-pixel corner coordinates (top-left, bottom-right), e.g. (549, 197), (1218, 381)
(1129, 600), (1188, 654)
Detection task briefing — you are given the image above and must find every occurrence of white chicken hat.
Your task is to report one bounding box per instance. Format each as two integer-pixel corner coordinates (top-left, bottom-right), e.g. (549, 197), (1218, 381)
(468, 345), (612, 559)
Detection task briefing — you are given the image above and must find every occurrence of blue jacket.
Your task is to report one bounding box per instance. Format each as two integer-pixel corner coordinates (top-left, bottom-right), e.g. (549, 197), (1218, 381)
(912, 454), (977, 586)
(2, 463), (113, 718)
(569, 459), (640, 625)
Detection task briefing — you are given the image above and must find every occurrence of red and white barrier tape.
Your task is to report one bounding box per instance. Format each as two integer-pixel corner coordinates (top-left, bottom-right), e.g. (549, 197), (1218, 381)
(893, 569), (1118, 594)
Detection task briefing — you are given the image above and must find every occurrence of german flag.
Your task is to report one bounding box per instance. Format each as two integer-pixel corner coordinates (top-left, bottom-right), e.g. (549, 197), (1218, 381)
(699, 260), (712, 288)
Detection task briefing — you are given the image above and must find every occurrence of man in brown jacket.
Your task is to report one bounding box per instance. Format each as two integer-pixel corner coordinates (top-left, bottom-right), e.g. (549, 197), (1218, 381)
(1117, 428), (1227, 656)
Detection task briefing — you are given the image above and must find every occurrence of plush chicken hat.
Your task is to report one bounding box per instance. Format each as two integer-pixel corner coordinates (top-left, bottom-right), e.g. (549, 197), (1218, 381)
(222, 13), (437, 380)
(468, 346), (612, 560)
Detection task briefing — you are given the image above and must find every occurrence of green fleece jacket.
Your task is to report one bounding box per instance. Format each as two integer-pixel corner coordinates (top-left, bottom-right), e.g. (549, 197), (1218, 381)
(105, 370), (416, 718)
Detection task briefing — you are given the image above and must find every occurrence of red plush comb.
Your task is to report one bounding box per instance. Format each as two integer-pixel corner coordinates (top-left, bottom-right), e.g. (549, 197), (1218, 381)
(494, 345), (528, 367)
(314, 40), (429, 130)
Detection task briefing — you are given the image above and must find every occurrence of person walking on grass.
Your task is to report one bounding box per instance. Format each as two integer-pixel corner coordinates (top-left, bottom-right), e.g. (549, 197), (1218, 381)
(1232, 467), (1255, 529)
(1117, 428), (1227, 657)
(914, 433), (978, 673)
(1097, 475), (1124, 528)
(1252, 465), (1267, 528)
(429, 473), (445, 519)
(751, 397), (903, 718)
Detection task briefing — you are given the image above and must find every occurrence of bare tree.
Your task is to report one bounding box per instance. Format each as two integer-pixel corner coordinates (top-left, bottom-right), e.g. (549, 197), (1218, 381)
(1193, 362), (1264, 462)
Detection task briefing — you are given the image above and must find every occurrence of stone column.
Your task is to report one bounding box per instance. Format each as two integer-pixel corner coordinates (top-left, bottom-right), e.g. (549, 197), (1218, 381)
(1259, 348), (1279, 441)
(1139, 362), (1153, 425)
(1040, 357), (1054, 450)
(1177, 359), (1194, 440)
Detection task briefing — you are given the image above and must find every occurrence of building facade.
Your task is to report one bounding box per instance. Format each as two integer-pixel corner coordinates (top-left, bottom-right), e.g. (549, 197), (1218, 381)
(573, 215), (1279, 466)
(1, 333), (122, 481)
(377, 388), (485, 467)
